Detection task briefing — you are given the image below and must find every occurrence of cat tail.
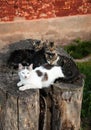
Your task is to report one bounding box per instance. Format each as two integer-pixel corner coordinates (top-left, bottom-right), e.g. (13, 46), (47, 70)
(55, 70), (81, 83)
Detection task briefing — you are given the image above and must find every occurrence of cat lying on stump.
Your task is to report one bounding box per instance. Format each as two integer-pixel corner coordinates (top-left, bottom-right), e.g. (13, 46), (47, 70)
(7, 39), (80, 87)
(33, 40), (80, 83)
(17, 63), (65, 90)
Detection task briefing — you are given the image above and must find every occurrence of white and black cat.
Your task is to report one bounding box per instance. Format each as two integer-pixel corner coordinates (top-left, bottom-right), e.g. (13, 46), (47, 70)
(17, 63), (65, 91)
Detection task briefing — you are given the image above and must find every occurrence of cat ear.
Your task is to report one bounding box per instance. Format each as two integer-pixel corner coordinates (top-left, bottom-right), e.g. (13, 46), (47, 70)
(42, 41), (46, 48)
(50, 41), (54, 47)
(43, 40), (48, 47)
(33, 41), (36, 46)
(28, 64), (33, 70)
(18, 63), (23, 70)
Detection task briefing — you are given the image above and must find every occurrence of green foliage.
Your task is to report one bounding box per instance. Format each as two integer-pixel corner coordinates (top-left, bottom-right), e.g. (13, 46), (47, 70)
(77, 61), (91, 129)
(64, 40), (91, 59)
(77, 61), (91, 118)
(63, 40), (91, 129)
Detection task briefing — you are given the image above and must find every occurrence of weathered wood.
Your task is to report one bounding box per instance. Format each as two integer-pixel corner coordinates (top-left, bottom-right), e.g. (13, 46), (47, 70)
(0, 73), (84, 130)
(39, 77), (84, 130)
(43, 89), (52, 130)
(0, 90), (6, 130)
(4, 93), (18, 130)
(18, 91), (39, 130)
(51, 79), (84, 130)
(0, 88), (39, 130)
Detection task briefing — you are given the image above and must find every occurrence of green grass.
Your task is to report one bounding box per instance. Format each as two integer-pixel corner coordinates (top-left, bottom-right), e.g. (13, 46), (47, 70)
(64, 40), (91, 59)
(77, 61), (91, 118)
(77, 61), (91, 129)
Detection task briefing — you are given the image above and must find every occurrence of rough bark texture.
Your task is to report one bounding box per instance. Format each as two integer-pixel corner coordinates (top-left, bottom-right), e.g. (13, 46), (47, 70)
(39, 78), (84, 130)
(0, 77), (84, 130)
(0, 90), (6, 130)
(51, 82), (84, 130)
(0, 89), (39, 130)
(18, 91), (39, 130)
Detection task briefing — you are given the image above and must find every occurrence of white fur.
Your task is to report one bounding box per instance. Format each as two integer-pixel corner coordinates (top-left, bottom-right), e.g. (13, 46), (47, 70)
(17, 64), (64, 91)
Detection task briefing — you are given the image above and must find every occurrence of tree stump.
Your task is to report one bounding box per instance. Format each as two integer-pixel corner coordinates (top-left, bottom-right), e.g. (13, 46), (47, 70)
(0, 71), (84, 130)
(52, 81), (84, 130)
(0, 81), (39, 130)
(40, 77), (84, 130)
(0, 39), (84, 130)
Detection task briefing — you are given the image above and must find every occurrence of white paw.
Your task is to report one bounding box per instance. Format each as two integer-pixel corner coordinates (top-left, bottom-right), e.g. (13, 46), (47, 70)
(17, 82), (22, 87)
(19, 86), (26, 91)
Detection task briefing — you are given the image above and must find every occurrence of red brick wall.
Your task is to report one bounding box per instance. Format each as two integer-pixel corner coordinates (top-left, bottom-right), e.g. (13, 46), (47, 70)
(0, 0), (91, 22)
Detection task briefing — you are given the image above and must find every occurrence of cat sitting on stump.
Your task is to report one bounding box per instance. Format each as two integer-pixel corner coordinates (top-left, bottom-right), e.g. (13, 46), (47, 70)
(7, 39), (80, 90)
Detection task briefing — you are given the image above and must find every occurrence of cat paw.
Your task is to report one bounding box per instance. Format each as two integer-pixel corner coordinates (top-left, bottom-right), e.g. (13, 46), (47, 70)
(17, 82), (22, 87)
(19, 86), (26, 91)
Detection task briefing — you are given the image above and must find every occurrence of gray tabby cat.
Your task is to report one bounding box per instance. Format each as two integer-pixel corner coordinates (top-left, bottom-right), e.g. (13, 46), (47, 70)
(33, 40), (80, 82)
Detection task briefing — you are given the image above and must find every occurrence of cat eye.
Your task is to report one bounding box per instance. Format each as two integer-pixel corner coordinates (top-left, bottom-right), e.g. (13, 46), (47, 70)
(46, 52), (55, 56)
(49, 55), (53, 58)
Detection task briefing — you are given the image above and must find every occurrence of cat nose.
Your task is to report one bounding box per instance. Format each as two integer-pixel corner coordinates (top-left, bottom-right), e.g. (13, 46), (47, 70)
(25, 76), (27, 78)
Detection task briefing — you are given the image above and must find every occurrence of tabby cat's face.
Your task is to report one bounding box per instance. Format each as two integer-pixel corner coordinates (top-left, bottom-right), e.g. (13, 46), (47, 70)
(33, 40), (56, 52)
(45, 52), (55, 59)
(44, 41), (56, 52)
(33, 40), (58, 64)
(33, 40), (45, 51)
(45, 52), (57, 64)
(44, 41), (58, 64)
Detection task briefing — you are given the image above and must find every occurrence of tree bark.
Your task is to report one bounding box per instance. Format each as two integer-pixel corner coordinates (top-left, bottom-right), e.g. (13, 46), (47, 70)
(0, 71), (84, 130)
(0, 88), (39, 130)
(39, 78), (84, 130)
(51, 80), (84, 130)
